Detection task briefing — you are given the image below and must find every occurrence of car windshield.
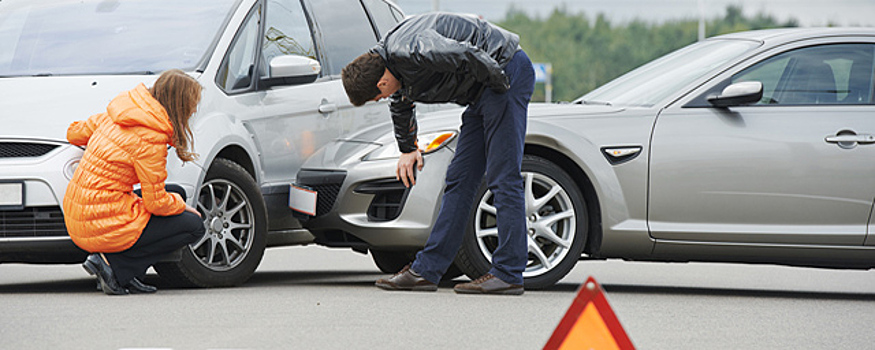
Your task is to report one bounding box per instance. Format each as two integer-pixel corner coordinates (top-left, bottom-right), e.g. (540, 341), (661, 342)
(0, 0), (238, 77)
(576, 38), (761, 107)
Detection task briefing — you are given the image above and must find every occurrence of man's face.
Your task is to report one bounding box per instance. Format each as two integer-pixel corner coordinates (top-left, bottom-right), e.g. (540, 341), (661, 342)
(373, 69), (401, 102)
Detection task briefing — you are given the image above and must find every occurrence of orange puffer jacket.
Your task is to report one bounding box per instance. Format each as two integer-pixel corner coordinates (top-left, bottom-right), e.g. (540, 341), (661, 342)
(63, 83), (186, 253)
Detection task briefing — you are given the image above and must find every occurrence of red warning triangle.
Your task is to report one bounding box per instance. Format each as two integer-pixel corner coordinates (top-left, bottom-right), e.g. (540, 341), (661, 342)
(543, 276), (635, 350)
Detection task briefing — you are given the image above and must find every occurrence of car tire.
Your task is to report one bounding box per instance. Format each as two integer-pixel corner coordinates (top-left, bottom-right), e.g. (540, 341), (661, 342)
(371, 249), (463, 281)
(455, 155), (588, 290)
(155, 158), (267, 287)
(370, 249), (412, 273)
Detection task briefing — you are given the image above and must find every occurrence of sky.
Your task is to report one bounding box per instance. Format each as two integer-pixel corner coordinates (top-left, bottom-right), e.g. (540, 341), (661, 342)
(394, 0), (875, 27)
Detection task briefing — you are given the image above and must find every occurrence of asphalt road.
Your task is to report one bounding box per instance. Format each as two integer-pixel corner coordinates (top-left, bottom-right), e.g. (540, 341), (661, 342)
(2, 246), (875, 349)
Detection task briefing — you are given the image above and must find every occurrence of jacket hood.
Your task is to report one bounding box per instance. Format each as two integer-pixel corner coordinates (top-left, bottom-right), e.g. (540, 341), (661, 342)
(108, 83), (174, 139)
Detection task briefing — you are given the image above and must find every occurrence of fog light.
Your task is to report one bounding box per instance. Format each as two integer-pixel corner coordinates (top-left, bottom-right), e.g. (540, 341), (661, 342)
(64, 159), (80, 180)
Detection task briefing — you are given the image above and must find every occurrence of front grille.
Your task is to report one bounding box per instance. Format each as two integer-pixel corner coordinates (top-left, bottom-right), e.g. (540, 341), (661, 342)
(0, 142), (59, 158)
(0, 206), (68, 238)
(295, 169), (348, 218)
(311, 183), (341, 217)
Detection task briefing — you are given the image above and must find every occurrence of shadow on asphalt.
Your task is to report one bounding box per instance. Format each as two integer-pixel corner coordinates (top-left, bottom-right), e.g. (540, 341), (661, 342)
(2, 270), (874, 301)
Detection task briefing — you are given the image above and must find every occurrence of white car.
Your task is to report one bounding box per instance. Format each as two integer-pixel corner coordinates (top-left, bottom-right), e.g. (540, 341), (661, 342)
(0, 0), (405, 287)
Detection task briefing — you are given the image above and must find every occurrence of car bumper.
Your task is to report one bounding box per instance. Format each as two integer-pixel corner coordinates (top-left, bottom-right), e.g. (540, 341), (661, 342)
(295, 146), (454, 250)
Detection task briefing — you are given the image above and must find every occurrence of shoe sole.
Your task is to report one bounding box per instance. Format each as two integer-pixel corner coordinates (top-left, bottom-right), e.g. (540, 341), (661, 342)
(375, 281), (437, 292)
(453, 287), (524, 295)
(82, 262), (102, 291)
(83, 259), (128, 296)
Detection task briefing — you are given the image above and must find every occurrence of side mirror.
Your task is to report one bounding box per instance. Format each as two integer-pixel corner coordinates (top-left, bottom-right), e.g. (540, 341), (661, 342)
(262, 55), (321, 87)
(707, 81), (763, 108)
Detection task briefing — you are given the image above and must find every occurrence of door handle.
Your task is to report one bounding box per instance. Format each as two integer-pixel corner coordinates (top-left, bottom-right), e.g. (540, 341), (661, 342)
(825, 131), (875, 149)
(825, 134), (875, 143)
(318, 103), (337, 114)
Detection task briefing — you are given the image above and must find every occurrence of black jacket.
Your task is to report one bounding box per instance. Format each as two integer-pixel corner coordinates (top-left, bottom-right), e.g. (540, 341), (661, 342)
(370, 13), (521, 153)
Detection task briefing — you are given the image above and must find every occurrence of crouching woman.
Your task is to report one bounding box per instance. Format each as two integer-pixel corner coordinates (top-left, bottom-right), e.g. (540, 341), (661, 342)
(63, 69), (206, 295)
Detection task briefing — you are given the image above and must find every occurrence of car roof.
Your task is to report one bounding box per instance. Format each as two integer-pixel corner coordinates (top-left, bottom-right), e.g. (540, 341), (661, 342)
(712, 27), (875, 43)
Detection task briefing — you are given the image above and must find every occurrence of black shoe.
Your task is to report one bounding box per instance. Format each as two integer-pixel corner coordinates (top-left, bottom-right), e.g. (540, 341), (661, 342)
(82, 253), (128, 295)
(125, 278), (157, 294)
(84, 254), (102, 291)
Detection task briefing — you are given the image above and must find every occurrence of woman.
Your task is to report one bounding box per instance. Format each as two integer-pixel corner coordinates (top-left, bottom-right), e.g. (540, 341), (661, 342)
(63, 69), (206, 295)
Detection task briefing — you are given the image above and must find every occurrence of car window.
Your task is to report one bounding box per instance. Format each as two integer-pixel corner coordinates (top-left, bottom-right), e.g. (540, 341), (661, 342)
(262, 0), (317, 79)
(733, 44), (875, 105)
(578, 39), (760, 107)
(216, 4), (262, 93)
(0, 0), (237, 76)
(307, 0), (379, 76)
(361, 0), (399, 39)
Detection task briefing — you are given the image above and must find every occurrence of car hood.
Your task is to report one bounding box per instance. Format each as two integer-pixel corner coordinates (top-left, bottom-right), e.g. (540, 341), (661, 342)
(305, 102), (626, 169)
(0, 75), (161, 142)
(340, 102), (624, 143)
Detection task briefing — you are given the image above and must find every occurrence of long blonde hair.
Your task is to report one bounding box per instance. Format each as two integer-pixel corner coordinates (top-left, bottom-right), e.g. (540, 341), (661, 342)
(149, 69), (202, 162)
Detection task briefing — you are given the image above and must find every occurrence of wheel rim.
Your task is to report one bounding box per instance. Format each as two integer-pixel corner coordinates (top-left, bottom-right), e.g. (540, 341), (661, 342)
(474, 172), (576, 278)
(191, 179), (255, 271)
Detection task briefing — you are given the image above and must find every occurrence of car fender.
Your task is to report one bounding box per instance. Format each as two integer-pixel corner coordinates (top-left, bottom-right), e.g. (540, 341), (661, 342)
(166, 109), (263, 201)
(526, 115), (655, 258)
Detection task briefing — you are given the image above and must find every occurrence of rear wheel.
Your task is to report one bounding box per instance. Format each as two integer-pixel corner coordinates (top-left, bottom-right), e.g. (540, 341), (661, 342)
(155, 159), (267, 287)
(455, 155), (588, 290)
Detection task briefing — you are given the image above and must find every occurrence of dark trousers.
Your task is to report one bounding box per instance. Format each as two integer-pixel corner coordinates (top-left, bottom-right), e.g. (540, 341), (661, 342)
(411, 49), (535, 285)
(105, 184), (205, 286)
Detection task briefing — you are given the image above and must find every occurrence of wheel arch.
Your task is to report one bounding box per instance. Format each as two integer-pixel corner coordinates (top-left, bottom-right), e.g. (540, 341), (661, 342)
(212, 145), (256, 180)
(524, 144), (603, 256)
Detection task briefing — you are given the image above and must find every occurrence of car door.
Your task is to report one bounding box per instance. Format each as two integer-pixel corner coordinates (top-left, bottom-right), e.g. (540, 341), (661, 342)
(254, 0), (388, 189)
(301, 0), (393, 138)
(649, 39), (875, 246)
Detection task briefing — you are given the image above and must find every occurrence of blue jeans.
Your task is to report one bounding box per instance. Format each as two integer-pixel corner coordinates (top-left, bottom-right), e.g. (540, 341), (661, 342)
(411, 50), (535, 285)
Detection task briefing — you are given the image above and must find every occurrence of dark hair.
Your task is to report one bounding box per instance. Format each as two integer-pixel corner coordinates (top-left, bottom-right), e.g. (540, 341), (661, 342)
(149, 69), (202, 162)
(342, 52), (385, 106)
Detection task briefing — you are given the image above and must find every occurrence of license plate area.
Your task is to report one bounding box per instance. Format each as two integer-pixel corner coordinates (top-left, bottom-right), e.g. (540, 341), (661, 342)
(0, 181), (25, 210)
(289, 184), (317, 216)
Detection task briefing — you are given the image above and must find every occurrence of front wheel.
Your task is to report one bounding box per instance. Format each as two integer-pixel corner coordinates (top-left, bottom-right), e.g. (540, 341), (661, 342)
(455, 155), (588, 290)
(155, 158), (267, 287)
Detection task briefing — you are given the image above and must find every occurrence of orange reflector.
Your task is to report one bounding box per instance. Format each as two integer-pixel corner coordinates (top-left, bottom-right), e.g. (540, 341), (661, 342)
(424, 133), (453, 152)
(543, 276), (635, 350)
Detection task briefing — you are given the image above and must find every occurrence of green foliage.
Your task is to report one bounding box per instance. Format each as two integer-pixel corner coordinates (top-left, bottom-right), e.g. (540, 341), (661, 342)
(499, 5), (798, 101)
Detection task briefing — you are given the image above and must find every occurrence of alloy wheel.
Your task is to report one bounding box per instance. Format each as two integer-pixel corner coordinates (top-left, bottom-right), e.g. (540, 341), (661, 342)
(193, 179), (255, 271)
(474, 171), (576, 278)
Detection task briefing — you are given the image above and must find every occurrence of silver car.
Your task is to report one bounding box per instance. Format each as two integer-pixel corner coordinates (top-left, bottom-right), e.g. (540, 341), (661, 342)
(0, 0), (405, 286)
(293, 27), (875, 289)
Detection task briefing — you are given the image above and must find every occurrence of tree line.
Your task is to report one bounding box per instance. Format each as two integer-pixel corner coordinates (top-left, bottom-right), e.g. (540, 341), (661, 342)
(497, 5), (799, 101)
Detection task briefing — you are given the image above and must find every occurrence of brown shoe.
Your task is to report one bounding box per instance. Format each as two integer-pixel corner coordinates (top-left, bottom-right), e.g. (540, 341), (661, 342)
(454, 274), (523, 295)
(375, 264), (437, 292)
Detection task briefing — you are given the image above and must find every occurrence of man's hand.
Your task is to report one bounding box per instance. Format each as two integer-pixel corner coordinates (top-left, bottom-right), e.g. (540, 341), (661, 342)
(396, 150), (423, 188)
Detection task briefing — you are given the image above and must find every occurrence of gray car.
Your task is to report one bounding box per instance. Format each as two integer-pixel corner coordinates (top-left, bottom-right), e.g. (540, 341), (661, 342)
(292, 27), (875, 289)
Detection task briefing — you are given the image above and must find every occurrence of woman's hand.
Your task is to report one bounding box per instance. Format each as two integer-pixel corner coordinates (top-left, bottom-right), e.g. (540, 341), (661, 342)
(184, 204), (202, 218)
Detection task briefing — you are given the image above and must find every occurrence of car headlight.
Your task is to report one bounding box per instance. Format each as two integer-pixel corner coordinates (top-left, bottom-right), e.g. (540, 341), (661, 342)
(363, 131), (457, 161)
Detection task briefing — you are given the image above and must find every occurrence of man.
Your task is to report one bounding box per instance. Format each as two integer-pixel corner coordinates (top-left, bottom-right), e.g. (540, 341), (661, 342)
(342, 12), (534, 295)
